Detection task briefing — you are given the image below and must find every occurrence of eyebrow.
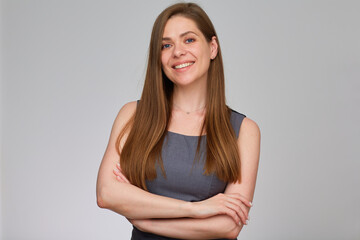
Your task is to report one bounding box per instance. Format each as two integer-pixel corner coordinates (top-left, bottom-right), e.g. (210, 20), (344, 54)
(162, 31), (199, 41)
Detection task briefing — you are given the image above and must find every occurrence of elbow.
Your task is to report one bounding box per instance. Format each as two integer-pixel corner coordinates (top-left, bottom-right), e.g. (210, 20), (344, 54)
(215, 216), (243, 239)
(96, 185), (131, 216)
(97, 196), (107, 209)
(226, 226), (242, 239)
(96, 185), (114, 210)
(96, 186), (109, 209)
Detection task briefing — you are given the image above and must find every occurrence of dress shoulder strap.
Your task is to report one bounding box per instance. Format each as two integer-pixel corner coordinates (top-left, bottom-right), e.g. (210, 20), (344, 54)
(229, 109), (246, 139)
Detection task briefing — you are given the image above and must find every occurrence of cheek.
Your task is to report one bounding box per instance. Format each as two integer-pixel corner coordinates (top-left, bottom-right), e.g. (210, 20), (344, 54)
(203, 46), (212, 59)
(161, 52), (170, 68)
(195, 45), (211, 60)
(197, 50), (211, 67)
(161, 54), (172, 78)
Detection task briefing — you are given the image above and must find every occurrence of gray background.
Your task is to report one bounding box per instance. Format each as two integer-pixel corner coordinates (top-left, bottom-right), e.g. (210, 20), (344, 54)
(1, 0), (359, 239)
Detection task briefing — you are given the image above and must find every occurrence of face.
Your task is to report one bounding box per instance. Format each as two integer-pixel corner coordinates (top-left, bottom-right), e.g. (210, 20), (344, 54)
(161, 15), (218, 88)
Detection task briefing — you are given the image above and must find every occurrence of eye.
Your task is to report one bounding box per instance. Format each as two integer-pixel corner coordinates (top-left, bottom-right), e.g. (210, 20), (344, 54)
(185, 38), (195, 43)
(162, 43), (171, 49)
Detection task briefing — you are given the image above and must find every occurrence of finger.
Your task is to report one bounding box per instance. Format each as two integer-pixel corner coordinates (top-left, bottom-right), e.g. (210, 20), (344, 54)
(113, 167), (124, 177)
(225, 201), (247, 225)
(118, 173), (129, 183)
(116, 163), (121, 170)
(118, 169), (130, 183)
(113, 169), (129, 183)
(222, 194), (249, 223)
(121, 174), (130, 184)
(113, 168), (121, 177)
(226, 193), (250, 201)
(116, 175), (124, 182)
(115, 163), (131, 183)
(221, 207), (241, 225)
(113, 169), (125, 182)
(227, 193), (252, 207)
(226, 197), (249, 220)
(226, 193), (252, 208)
(238, 202), (250, 221)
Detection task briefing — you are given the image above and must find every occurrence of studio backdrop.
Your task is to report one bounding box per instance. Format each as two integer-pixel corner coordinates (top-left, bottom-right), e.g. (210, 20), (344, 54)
(1, 0), (359, 239)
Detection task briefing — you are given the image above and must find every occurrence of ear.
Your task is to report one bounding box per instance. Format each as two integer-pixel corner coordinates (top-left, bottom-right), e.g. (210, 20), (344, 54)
(209, 36), (218, 60)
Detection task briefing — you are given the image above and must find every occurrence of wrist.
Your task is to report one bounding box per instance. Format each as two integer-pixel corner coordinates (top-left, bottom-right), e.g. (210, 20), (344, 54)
(183, 201), (196, 218)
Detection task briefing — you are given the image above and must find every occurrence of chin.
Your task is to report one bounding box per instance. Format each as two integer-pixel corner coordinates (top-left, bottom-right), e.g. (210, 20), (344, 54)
(171, 77), (197, 86)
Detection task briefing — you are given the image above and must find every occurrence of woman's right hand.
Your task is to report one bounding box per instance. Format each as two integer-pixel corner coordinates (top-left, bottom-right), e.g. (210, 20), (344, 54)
(191, 193), (252, 225)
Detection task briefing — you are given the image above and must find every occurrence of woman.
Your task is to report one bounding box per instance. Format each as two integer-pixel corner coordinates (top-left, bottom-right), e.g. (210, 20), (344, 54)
(96, 3), (260, 239)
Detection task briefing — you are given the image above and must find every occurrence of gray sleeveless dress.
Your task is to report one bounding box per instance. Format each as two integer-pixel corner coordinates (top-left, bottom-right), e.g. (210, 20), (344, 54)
(131, 109), (246, 240)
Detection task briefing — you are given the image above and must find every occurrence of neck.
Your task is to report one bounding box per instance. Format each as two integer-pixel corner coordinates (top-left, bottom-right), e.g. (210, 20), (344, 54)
(172, 80), (207, 113)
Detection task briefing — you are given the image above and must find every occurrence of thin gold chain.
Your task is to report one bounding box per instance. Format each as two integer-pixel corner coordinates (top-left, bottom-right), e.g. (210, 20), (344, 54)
(173, 103), (206, 114)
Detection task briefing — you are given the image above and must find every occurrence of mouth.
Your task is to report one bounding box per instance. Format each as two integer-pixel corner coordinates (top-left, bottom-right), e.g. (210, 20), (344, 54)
(172, 62), (195, 69)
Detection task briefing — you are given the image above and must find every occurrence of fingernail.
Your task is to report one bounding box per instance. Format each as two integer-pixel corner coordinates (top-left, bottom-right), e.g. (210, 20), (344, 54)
(249, 202), (253, 207)
(117, 163), (120, 167)
(246, 220), (249, 225)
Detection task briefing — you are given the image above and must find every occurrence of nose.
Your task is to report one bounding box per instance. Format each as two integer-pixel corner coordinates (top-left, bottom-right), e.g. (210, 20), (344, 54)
(173, 44), (186, 58)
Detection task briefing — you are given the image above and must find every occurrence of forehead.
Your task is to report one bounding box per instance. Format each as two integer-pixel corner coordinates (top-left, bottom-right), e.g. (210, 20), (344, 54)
(163, 15), (201, 37)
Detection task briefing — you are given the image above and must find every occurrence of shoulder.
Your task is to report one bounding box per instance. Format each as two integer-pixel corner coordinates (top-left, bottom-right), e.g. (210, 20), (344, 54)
(238, 117), (261, 149)
(117, 101), (137, 118)
(112, 101), (137, 133)
(227, 106), (260, 137)
(241, 117), (260, 136)
(228, 105), (260, 149)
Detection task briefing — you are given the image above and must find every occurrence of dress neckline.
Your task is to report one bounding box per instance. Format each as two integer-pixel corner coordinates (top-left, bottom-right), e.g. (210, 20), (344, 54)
(167, 130), (206, 138)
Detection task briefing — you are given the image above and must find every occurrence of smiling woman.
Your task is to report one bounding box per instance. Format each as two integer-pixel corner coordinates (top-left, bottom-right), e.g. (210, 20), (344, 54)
(161, 16), (218, 89)
(96, 2), (260, 240)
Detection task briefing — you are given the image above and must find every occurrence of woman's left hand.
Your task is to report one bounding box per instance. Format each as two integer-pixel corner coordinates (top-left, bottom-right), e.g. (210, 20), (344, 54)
(113, 163), (130, 184)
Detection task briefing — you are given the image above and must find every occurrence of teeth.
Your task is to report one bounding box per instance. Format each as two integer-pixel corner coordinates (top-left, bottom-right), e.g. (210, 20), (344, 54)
(174, 62), (194, 69)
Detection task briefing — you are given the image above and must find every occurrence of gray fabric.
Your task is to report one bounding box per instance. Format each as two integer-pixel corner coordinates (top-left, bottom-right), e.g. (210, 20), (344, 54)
(132, 109), (246, 240)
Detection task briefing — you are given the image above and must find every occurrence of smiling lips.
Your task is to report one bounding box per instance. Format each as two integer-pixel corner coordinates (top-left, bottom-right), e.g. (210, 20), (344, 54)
(173, 62), (195, 69)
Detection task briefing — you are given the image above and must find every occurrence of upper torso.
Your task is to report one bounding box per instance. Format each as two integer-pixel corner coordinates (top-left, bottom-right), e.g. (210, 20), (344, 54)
(131, 107), (246, 240)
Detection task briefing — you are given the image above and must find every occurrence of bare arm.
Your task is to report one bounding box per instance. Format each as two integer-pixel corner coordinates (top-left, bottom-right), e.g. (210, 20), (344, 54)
(219, 117), (261, 237)
(130, 215), (242, 240)
(97, 101), (193, 219)
(96, 101), (250, 221)
(117, 117), (261, 239)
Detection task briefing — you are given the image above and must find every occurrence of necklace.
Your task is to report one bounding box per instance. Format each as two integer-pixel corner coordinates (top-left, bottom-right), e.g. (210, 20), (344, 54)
(173, 103), (206, 114)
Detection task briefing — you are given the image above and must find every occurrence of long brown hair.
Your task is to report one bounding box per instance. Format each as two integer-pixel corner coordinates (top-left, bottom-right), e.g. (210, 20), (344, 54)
(116, 3), (241, 190)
